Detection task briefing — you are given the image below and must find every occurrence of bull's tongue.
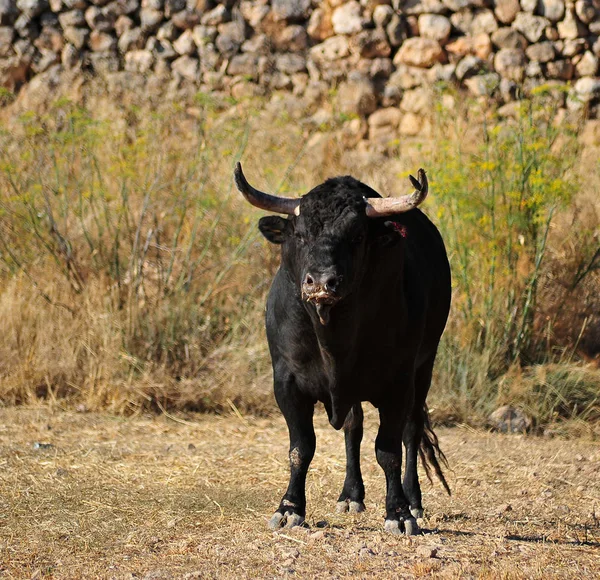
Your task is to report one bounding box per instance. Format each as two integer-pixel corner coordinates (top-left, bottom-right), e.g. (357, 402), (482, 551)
(315, 303), (331, 325)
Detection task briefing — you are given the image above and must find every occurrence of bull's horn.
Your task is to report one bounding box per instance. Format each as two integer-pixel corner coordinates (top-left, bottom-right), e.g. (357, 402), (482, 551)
(365, 169), (428, 217)
(234, 162), (301, 215)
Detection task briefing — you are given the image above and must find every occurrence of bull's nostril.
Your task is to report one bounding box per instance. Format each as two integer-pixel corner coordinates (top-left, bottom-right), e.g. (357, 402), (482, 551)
(305, 274), (314, 285)
(324, 276), (338, 293)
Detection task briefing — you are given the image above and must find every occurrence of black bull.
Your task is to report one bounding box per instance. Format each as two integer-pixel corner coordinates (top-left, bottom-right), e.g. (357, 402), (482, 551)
(235, 163), (451, 535)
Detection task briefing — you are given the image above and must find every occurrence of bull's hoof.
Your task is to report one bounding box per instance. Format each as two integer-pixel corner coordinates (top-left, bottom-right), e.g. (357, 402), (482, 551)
(404, 517), (419, 536)
(384, 516), (419, 536)
(268, 511), (305, 530)
(410, 507), (424, 519)
(336, 499), (366, 514)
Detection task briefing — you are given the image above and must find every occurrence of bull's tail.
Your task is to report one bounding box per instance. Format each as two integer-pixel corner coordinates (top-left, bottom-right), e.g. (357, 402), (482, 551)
(418, 405), (451, 496)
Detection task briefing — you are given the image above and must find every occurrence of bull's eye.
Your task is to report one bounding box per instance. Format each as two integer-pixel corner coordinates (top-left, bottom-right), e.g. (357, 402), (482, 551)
(295, 232), (306, 244)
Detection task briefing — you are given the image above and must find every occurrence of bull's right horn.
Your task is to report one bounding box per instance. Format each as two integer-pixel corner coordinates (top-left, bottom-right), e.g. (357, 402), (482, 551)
(234, 162), (301, 215)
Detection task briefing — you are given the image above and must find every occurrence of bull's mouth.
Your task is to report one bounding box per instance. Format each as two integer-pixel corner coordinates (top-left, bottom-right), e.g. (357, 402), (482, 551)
(302, 290), (340, 325)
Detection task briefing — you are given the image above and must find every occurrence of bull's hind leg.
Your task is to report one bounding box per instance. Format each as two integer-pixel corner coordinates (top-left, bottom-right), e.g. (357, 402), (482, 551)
(402, 415), (425, 520)
(376, 396), (418, 536)
(336, 404), (366, 514)
(269, 374), (316, 530)
(402, 354), (436, 520)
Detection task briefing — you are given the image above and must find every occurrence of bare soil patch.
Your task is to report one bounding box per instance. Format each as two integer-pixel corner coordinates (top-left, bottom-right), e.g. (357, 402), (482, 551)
(1, 406), (599, 579)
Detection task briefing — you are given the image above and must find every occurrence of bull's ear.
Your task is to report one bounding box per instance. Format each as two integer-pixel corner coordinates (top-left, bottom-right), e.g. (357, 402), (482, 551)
(258, 216), (289, 244)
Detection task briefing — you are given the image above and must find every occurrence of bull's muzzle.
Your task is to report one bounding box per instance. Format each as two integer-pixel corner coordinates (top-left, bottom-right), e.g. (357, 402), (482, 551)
(301, 272), (340, 302)
(301, 272), (342, 325)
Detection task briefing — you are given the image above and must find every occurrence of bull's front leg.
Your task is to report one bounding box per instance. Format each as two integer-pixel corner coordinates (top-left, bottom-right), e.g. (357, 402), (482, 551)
(376, 401), (419, 536)
(336, 403), (366, 514)
(269, 374), (316, 530)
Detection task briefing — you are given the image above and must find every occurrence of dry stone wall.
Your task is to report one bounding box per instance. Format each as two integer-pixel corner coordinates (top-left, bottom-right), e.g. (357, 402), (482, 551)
(1, 0), (600, 119)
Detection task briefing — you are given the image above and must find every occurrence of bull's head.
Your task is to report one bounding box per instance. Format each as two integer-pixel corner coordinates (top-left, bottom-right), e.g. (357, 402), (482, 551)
(234, 163), (428, 325)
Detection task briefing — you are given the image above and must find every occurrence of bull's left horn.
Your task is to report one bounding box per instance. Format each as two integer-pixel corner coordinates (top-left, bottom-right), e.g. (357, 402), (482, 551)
(365, 169), (428, 217)
(234, 162), (301, 215)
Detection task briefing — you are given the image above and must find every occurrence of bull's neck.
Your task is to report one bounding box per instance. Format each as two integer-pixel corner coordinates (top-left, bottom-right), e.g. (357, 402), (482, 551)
(306, 294), (365, 371)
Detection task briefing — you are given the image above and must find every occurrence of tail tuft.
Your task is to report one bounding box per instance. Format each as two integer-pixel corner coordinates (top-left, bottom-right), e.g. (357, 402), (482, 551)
(418, 405), (451, 496)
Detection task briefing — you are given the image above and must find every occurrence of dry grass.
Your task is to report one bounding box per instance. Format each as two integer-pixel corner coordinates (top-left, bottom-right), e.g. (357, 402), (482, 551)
(1, 405), (599, 579)
(0, 89), (599, 430)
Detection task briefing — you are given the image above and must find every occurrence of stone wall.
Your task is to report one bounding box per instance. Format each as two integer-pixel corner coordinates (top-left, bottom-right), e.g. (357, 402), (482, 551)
(1, 0), (599, 120)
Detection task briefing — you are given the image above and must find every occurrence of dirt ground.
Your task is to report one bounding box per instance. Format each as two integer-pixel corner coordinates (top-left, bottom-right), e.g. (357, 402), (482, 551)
(0, 405), (599, 579)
